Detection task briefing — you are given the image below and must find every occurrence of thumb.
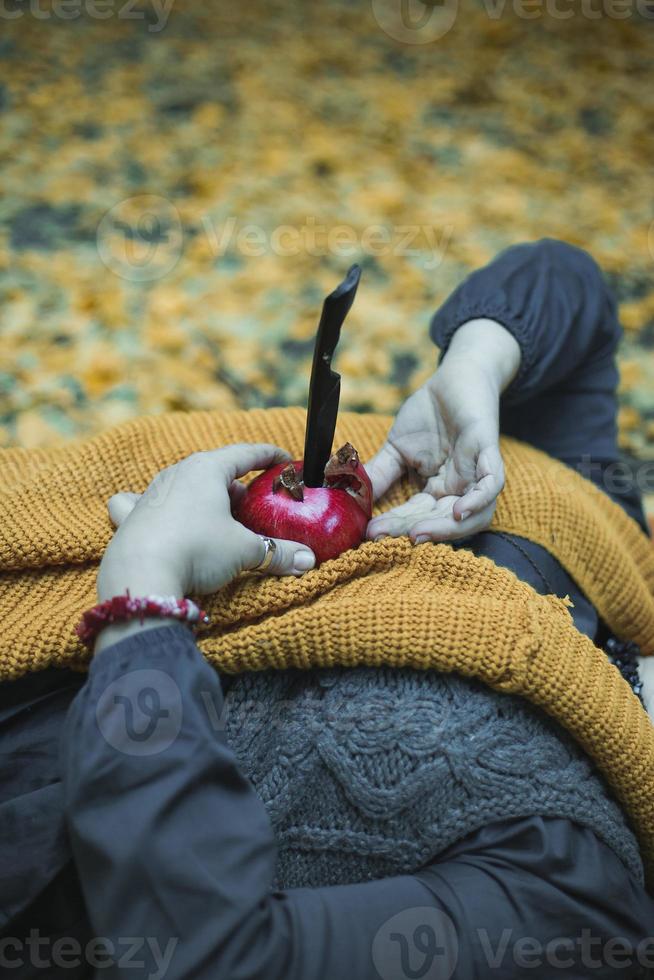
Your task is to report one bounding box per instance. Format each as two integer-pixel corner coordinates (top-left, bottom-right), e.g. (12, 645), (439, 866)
(242, 530), (316, 577)
(365, 442), (405, 501)
(107, 491), (141, 527)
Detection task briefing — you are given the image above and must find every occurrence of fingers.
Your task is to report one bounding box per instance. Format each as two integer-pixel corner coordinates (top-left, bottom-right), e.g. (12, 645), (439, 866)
(365, 442), (406, 501)
(367, 493), (438, 540)
(107, 492), (141, 527)
(241, 529), (316, 577)
(451, 474), (500, 522)
(409, 500), (497, 544)
(215, 443), (292, 482)
(367, 493), (497, 544)
(452, 445), (505, 521)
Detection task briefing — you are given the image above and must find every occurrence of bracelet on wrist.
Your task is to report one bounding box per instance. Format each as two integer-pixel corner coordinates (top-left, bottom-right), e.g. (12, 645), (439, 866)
(76, 591), (210, 649)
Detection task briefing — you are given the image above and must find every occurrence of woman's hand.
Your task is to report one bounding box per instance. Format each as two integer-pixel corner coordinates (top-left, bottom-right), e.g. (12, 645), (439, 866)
(366, 319), (521, 543)
(97, 443), (316, 605)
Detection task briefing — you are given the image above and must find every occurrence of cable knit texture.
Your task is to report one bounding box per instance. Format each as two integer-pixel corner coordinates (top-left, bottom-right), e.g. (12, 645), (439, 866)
(223, 668), (644, 887)
(1, 406), (654, 884)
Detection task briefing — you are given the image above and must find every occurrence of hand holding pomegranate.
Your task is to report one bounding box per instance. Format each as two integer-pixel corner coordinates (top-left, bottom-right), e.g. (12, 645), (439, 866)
(366, 318), (522, 543)
(98, 443), (317, 606)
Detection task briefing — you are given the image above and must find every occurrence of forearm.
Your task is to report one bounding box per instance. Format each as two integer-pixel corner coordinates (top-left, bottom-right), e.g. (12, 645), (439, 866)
(63, 625), (279, 977)
(94, 547), (187, 654)
(439, 317), (521, 397)
(62, 625), (439, 980)
(420, 318), (519, 460)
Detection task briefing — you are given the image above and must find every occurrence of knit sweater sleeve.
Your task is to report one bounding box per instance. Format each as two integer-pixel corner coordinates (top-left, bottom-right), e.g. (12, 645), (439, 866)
(429, 238), (622, 405)
(61, 625), (440, 980)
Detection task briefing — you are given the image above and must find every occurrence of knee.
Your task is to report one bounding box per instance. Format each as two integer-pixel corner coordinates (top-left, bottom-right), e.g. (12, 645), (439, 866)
(531, 237), (621, 345)
(533, 237), (605, 282)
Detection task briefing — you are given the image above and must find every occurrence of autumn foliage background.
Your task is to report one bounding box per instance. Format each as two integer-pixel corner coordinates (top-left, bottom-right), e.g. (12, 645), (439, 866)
(0, 2), (653, 511)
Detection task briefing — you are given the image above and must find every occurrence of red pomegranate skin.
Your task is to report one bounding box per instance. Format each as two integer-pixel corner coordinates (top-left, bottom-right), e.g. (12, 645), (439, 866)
(234, 459), (370, 564)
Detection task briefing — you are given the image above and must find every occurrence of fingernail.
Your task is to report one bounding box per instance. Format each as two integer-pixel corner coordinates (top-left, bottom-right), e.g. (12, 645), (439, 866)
(414, 534), (431, 545)
(374, 533), (389, 543)
(293, 551), (315, 572)
(458, 511), (471, 522)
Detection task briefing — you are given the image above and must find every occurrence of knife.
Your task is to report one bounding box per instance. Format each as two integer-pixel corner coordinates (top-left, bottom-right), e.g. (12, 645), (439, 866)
(302, 264), (362, 487)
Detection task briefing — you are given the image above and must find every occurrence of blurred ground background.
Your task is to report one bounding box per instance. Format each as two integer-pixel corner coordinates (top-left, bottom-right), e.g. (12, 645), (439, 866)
(1, 1), (653, 513)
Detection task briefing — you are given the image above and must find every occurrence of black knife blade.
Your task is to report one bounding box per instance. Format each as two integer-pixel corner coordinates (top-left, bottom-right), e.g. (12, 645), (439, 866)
(302, 264), (362, 487)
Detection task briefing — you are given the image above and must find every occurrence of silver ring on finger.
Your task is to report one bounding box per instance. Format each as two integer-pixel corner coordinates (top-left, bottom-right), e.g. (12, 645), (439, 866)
(252, 535), (276, 573)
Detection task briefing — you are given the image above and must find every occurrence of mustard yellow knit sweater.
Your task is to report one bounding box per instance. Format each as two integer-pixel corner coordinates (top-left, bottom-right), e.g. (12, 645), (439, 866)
(2, 407), (654, 883)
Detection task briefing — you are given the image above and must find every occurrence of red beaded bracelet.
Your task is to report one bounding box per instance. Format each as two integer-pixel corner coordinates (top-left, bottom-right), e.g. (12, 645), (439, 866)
(76, 591), (210, 649)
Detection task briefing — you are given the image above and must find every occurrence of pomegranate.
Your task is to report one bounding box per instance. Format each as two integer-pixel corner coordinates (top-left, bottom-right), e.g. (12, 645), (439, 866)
(235, 443), (373, 564)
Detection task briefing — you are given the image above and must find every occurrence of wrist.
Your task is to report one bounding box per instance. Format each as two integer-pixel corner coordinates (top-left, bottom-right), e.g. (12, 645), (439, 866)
(428, 348), (502, 440)
(98, 544), (185, 603)
(443, 318), (521, 394)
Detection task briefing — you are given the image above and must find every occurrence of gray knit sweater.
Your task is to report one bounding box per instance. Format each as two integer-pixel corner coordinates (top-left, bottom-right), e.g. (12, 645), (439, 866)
(224, 666), (643, 889)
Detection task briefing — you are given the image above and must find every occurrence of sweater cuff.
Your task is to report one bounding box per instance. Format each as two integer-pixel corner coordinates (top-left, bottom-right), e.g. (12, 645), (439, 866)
(429, 301), (535, 396)
(89, 622), (201, 682)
